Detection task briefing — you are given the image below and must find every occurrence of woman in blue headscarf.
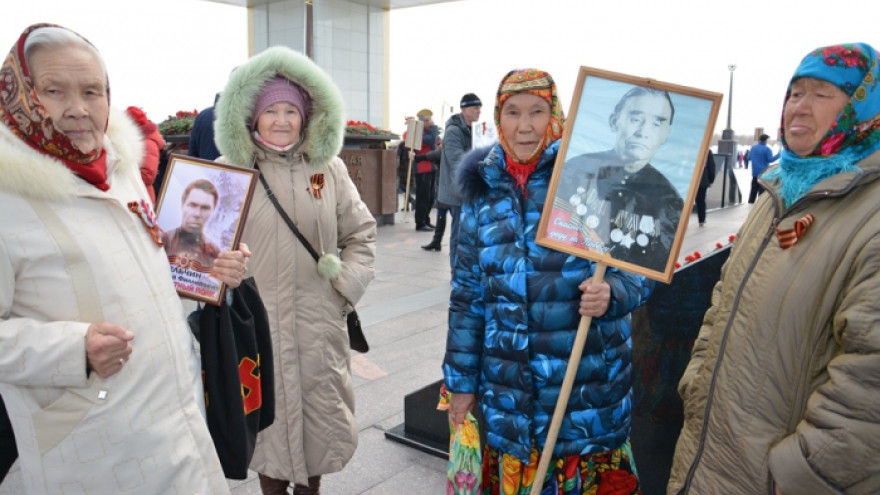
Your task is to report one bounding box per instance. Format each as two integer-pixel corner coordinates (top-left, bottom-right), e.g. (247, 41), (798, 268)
(669, 43), (880, 495)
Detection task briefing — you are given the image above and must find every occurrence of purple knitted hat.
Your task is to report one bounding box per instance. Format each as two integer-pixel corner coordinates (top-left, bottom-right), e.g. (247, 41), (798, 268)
(251, 76), (311, 126)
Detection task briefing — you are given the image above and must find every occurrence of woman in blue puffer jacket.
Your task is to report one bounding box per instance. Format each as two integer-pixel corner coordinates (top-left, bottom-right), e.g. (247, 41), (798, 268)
(442, 69), (653, 494)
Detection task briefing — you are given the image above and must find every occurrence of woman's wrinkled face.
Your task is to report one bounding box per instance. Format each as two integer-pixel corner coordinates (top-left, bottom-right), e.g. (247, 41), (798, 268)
(256, 101), (303, 147)
(499, 94), (551, 162)
(783, 77), (849, 156)
(29, 44), (109, 154)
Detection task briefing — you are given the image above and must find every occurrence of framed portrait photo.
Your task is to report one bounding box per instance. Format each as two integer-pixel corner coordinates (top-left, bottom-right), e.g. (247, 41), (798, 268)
(155, 155), (259, 305)
(537, 67), (723, 283)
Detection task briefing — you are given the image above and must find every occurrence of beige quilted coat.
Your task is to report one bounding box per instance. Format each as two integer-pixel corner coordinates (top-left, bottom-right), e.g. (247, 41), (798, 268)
(0, 109), (229, 494)
(669, 150), (880, 495)
(214, 47), (377, 486)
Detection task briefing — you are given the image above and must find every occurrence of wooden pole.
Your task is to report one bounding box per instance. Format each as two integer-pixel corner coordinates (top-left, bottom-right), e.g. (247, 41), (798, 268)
(528, 262), (607, 495)
(403, 155), (414, 221)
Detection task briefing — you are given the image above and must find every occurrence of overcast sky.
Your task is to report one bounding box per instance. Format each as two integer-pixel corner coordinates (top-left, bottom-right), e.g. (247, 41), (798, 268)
(3, 0), (878, 140)
(2, 0), (248, 123)
(389, 0), (880, 138)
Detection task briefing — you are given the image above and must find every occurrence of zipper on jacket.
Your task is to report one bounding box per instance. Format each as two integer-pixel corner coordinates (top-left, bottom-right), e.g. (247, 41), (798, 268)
(678, 213), (779, 493)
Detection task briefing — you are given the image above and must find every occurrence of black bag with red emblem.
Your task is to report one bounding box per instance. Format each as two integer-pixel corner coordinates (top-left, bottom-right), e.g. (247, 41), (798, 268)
(197, 276), (275, 479)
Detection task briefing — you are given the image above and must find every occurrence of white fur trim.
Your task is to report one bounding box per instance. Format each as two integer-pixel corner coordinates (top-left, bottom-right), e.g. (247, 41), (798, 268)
(0, 107), (143, 201)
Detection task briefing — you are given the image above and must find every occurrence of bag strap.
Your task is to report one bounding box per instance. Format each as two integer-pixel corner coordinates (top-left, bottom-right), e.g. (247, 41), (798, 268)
(256, 167), (321, 264)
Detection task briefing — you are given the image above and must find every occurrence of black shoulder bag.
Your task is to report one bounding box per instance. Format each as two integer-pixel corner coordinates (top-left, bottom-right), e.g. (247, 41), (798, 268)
(197, 277), (275, 479)
(257, 171), (370, 353)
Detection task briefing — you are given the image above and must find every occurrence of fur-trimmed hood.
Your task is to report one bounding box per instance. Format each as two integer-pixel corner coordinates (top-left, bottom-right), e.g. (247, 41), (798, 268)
(456, 145), (494, 202)
(0, 107), (143, 201)
(214, 46), (345, 170)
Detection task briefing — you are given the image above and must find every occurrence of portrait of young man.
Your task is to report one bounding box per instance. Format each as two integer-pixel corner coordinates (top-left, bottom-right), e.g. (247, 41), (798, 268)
(163, 178), (222, 271)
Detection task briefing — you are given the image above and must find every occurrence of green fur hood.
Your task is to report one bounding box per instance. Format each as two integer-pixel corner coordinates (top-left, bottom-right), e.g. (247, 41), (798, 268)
(214, 46), (345, 169)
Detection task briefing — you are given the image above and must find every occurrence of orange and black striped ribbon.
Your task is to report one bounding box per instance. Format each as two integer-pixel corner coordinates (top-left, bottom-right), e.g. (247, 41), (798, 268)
(310, 173), (325, 199)
(776, 213), (814, 250)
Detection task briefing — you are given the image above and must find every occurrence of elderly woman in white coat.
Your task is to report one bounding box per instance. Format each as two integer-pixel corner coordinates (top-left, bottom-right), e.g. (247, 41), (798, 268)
(0, 24), (250, 493)
(214, 47), (377, 494)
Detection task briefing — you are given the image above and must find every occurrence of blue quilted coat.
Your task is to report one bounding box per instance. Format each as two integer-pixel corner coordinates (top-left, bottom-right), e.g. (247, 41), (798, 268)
(442, 141), (652, 463)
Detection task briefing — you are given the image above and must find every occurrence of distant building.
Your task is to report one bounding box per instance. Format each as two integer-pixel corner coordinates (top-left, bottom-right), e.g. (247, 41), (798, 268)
(201, 0), (460, 131)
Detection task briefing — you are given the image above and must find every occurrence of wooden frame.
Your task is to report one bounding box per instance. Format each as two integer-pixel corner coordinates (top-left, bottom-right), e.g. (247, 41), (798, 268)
(155, 154), (259, 305)
(537, 67), (722, 282)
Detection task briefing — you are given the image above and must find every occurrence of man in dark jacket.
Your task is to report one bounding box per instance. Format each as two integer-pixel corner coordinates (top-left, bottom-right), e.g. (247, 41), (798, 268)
(695, 149), (716, 226)
(436, 93), (482, 265)
(189, 93), (222, 161)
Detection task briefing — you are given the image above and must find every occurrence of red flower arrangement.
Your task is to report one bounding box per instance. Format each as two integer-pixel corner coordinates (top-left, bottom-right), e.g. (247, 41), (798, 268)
(347, 120), (376, 131)
(345, 119), (396, 136)
(158, 109), (199, 136)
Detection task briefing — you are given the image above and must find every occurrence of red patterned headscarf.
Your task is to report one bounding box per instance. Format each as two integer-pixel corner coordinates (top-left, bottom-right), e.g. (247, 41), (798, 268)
(0, 23), (110, 190)
(494, 69), (565, 166)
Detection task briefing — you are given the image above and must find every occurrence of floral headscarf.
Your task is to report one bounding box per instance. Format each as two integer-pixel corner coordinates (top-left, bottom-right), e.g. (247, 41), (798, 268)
(0, 23), (110, 190)
(494, 69), (565, 166)
(767, 43), (880, 206)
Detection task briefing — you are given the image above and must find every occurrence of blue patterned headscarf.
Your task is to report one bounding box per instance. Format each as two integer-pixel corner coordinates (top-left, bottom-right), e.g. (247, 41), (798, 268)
(767, 43), (880, 207)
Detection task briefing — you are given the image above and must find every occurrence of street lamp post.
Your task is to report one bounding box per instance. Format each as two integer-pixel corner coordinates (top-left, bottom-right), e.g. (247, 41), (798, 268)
(719, 64), (738, 206)
(725, 64), (736, 132)
(305, 0), (314, 59)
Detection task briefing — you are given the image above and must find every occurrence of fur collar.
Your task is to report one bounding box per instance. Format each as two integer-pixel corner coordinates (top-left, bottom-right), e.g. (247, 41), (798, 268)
(457, 141), (562, 203)
(0, 107), (143, 201)
(214, 46), (345, 170)
(457, 145), (495, 203)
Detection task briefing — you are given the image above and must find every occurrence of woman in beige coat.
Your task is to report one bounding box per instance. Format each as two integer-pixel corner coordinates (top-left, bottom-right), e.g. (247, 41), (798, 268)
(214, 47), (377, 494)
(670, 43), (880, 495)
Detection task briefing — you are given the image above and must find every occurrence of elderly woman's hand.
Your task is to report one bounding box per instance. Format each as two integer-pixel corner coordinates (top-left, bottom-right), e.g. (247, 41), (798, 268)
(85, 323), (134, 378)
(450, 392), (476, 426)
(578, 277), (611, 317)
(210, 242), (252, 288)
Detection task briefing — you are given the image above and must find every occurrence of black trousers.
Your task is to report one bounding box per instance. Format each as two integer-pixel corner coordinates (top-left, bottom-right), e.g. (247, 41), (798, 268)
(748, 176), (764, 203)
(695, 185), (708, 224)
(414, 173), (435, 227)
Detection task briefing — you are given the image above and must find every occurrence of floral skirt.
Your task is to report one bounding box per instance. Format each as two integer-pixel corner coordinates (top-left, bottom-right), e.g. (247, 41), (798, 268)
(478, 442), (640, 495)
